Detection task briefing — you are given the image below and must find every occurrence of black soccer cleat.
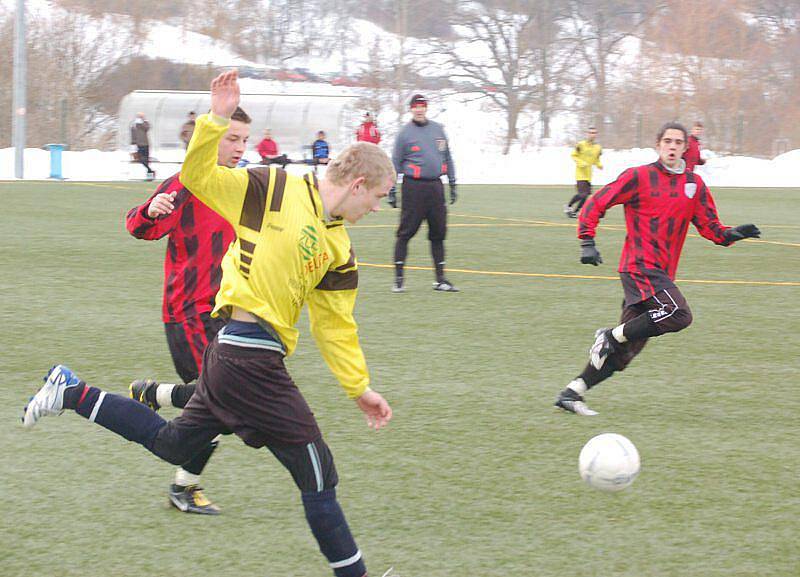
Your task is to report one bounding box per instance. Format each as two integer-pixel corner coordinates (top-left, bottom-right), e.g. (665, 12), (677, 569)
(589, 328), (615, 370)
(129, 378), (160, 411)
(168, 484), (220, 515)
(433, 279), (459, 292)
(554, 388), (598, 416)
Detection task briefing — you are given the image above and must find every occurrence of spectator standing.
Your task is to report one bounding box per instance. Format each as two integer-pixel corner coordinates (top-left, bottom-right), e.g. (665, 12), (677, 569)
(390, 94), (458, 293)
(131, 112), (155, 181)
(356, 112), (381, 144)
(180, 111), (197, 149)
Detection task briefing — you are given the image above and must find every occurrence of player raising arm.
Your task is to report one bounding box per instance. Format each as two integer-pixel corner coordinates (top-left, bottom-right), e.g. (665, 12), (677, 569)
(24, 70), (393, 577)
(555, 122), (760, 416)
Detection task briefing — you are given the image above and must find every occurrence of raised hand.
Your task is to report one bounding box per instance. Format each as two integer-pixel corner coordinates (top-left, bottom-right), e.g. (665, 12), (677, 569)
(210, 70), (240, 119)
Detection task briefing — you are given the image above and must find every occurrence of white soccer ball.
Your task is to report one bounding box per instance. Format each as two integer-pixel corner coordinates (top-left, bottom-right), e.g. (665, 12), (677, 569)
(578, 433), (641, 492)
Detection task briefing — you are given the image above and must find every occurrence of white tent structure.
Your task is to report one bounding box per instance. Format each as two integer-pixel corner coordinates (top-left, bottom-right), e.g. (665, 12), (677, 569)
(118, 89), (360, 164)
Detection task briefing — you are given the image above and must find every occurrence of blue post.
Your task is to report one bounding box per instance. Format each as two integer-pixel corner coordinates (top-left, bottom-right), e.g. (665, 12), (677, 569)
(45, 143), (65, 179)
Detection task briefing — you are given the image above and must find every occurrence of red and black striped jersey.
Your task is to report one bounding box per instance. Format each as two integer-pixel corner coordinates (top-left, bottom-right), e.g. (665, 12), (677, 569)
(578, 162), (731, 301)
(125, 174), (236, 323)
(683, 135), (705, 171)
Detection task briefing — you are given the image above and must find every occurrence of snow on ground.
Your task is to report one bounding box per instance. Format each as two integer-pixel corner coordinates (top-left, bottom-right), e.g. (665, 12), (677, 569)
(2, 142), (798, 187)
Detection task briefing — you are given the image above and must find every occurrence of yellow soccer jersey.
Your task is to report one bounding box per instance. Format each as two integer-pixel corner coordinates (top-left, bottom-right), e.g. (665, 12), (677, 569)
(180, 114), (368, 398)
(571, 139), (603, 182)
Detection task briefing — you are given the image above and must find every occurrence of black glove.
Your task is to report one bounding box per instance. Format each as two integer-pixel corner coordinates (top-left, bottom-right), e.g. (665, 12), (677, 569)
(580, 239), (603, 266)
(388, 186), (397, 208)
(724, 223), (761, 243)
(449, 183), (457, 205)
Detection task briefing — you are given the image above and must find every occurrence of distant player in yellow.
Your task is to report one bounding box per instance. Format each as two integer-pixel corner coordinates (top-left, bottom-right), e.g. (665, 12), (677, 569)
(23, 70), (394, 577)
(564, 126), (603, 218)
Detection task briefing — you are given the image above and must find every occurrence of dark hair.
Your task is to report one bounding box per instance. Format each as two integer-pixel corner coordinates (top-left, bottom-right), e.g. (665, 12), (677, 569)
(588, 126), (597, 131)
(693, 120), (704, 128)
(656, 121), (687, 142)
(231, 106), (251, 124)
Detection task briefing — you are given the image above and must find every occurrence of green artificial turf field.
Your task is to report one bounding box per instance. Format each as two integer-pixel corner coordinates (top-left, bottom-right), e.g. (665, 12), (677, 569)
(2, 180), (797, 577)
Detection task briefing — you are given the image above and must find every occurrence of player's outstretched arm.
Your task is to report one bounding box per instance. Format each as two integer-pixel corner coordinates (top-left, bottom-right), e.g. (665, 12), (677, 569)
(355, 389), (392, 430)
(724, 223), (761, 243)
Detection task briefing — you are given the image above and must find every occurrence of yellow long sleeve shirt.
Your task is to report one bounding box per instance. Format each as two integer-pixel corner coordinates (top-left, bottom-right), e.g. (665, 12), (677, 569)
(180, 114), (369, 398)
(571, 139), (603, 182)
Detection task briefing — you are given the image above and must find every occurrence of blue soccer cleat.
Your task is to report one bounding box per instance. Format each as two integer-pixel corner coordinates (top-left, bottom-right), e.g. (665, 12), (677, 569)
(23, 365), (82, 428)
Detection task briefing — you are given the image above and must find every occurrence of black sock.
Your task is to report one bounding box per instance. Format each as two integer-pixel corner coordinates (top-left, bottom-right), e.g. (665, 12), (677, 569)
(62, 381), (87, 410)
(431, 240), (445, 282)
(622, 313), (661, 341)
(568, 194), (581, 206)
(579, 362), (616, 389)
(73, 387), (166, 447)
(181, 437), (218, 475)
(171, 383), (197, 409)
(302, 489), (366, 577)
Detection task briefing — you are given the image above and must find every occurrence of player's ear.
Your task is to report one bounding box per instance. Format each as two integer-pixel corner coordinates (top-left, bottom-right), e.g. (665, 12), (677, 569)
(349, 176), (366, 194)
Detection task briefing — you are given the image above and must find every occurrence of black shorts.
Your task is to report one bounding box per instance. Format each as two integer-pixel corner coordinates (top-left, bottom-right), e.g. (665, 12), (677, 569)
(397, 178), (447, 242)
(164, 312), (226, 383)
(178, 337), (321, 448)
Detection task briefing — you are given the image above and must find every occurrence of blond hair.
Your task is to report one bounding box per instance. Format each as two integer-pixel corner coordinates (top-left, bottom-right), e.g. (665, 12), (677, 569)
(325, 142), (395, 189)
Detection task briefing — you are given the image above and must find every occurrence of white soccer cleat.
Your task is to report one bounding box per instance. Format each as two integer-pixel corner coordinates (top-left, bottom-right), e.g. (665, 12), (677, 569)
(23, 365), (82, 428)
(554, 388), (599, 416)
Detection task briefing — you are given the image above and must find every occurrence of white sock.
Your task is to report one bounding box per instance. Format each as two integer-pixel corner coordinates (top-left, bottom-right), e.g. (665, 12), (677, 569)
(156, 383), (176, 408)
(612, 324), (628, 343)
(567, 378), (587, 395)
(174, 468), (200, 488)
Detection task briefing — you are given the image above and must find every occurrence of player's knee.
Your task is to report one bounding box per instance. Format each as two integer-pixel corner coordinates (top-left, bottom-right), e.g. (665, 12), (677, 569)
(673, 306), (693, 330)
(149, 423), (214, 465)
(272, 439), (339, 493)
(660, 305), (693, 333)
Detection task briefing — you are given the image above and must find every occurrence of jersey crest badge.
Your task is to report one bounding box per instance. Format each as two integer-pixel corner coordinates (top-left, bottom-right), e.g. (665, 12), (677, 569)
(684, 183), (697, 199)
(436, 139), (447, 152)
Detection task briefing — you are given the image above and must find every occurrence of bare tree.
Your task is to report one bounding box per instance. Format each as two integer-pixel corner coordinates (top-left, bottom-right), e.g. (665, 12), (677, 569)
(435, 0), (563, 154)
(565, 0), (662, 133)
(0, 9), (131, 149)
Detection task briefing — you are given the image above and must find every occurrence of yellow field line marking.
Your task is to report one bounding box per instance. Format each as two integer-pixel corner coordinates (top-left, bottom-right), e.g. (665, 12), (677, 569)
(359, 262), (800, 287)
(72, 182), (150, 190)
(448, 213), (798, 246)
(353, 223), (557, 229)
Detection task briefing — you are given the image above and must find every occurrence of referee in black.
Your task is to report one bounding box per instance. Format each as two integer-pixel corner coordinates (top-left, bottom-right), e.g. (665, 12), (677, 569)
(389, 93), (458, 293)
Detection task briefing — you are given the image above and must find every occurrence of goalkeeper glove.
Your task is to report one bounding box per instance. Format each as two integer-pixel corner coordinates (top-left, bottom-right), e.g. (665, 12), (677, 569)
(580, 239), (603, 266)
(724, 223), (760, 243)
(449, 183), (457, 205)
(387, 186), (397, 208)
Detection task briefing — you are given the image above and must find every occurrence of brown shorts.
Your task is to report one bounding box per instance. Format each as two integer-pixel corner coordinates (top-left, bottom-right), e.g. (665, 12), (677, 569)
(179, 338), (321, 448)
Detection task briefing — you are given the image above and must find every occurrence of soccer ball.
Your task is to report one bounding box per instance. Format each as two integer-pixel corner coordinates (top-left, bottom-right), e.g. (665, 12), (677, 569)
(578, 433), (641, 492)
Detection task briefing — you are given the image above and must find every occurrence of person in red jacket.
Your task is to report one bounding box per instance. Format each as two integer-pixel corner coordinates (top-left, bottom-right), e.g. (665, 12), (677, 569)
(123, 106), (251, 513)
(256, 128), (289, 166)
(554, 122), (761, 416)
(356, 112), (381, 144)
(683, 120), (706, 171)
